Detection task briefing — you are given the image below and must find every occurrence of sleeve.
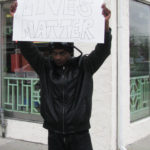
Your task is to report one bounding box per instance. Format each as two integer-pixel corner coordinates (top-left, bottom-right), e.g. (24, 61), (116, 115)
(83, 28), (112, 75)
(18, 42), (46, 75)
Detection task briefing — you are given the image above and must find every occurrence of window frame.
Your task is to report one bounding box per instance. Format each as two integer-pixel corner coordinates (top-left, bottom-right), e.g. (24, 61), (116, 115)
(130, 0), (150, 122)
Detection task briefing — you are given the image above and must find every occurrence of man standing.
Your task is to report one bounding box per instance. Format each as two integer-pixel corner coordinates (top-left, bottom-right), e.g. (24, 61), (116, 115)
(10, 1), (112, 150)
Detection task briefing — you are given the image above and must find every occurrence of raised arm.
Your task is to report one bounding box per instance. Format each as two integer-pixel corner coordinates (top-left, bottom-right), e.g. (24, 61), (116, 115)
(18, 42), (46, 74)
(83, 4), (112, 74)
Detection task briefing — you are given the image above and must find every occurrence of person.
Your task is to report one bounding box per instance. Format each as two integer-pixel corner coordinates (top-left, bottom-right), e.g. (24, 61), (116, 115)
(10, 1), (112, 150)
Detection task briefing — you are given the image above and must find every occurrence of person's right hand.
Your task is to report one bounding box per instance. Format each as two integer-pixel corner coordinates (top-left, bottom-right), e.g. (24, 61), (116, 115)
(10, 0), (18, 16)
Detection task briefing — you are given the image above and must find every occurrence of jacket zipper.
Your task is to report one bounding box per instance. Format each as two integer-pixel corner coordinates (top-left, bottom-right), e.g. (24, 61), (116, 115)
(62, 66), (65, 134)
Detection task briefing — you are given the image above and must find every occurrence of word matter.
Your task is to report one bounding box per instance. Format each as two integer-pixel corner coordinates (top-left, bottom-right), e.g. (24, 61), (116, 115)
(22, 19), (94, 41)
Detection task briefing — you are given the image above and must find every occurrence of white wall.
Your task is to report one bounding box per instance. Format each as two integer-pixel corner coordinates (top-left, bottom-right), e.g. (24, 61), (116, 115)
(127, 118), (150, 145)
(90, 0), (118, 149)
(117, 0), (130, 148)
(91, 56), (112, 150)
(6, 119), (48, 144)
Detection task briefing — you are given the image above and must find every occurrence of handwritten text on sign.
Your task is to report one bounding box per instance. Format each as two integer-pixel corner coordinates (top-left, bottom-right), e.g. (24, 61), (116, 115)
(13, 0), (104, 43)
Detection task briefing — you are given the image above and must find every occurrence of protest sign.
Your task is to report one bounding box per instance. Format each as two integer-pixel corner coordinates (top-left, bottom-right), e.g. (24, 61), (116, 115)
(13, 0), (104, 43)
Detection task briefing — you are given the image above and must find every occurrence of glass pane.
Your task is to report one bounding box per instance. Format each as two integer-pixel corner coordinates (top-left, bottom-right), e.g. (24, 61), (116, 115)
(2, 3), (48, 121)
(130, 0), (150, 122)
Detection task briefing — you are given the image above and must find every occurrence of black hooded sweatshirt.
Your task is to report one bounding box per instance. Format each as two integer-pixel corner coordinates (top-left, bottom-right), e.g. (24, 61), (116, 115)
(19, 30), (112, 134)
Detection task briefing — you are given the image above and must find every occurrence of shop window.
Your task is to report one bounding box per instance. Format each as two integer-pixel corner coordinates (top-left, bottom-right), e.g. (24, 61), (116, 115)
(130, 0), (150, 122)
(2, 3), (49, 121)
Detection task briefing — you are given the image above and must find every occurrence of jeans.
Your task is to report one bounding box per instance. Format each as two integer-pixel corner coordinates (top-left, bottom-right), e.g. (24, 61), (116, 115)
(48, 130), (93, 150)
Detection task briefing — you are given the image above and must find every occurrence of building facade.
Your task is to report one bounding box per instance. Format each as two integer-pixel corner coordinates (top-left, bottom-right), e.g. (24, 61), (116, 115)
(0, 0), (150, 150)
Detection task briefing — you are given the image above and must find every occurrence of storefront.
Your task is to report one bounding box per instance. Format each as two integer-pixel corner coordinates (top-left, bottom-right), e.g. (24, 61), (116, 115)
(0, 1), (51, 121)
(117, 0), (150, 148)
(0, 0), (114, 148)
(0, 0), (49, 144)
(1, 0), (150, 150)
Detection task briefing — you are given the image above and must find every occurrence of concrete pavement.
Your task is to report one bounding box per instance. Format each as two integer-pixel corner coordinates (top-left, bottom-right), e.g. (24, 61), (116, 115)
(1, 135), (150, 150)
(0, 137), (48, 150)
(126, 135), (150, 150)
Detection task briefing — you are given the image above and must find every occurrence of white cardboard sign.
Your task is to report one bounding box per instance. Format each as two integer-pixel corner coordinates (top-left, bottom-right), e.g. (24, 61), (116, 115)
(13, 0), (104, 43)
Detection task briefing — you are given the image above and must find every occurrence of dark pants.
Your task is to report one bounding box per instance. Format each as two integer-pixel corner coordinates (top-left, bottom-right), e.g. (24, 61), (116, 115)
(48, 130), (93, 150)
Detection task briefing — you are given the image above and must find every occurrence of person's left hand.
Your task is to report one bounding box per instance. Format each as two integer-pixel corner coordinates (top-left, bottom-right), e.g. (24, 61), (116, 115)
(101, 4), (111, 32)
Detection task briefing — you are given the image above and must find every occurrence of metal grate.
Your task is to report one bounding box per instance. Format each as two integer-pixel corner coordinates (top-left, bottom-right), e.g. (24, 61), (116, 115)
(130, 76), (150, 121)
(4, 77), (40, 115)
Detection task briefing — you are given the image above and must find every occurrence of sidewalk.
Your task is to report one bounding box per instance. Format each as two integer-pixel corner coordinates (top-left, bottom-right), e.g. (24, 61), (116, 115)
(0, 137), (48, 150)
(127, 135), (150, 150)
(1, 135), (150, 150)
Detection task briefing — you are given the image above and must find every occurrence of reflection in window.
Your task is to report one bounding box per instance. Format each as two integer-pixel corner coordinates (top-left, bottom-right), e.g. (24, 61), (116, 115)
(130, 0), (150, 122)
(2, 4), (48, 121)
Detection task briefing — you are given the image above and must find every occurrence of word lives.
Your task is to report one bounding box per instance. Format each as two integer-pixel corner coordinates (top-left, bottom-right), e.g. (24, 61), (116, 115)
(21, 0), (93, 17)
